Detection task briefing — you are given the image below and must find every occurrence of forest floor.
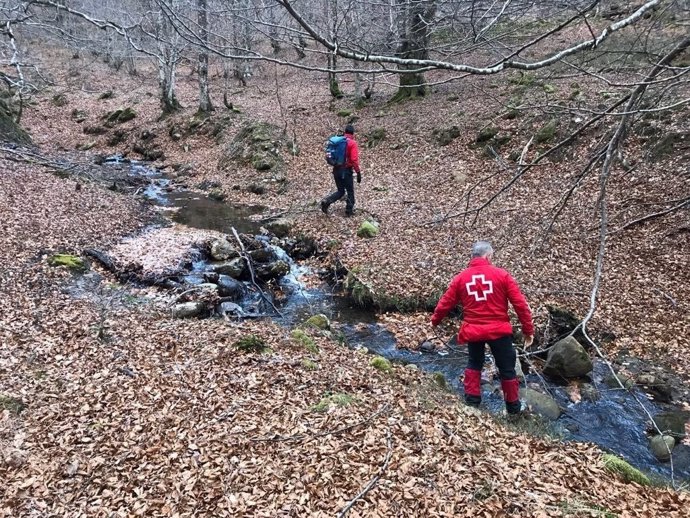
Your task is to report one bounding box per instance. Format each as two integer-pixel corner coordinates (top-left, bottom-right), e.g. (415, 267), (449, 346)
(1, 48), (689, 516)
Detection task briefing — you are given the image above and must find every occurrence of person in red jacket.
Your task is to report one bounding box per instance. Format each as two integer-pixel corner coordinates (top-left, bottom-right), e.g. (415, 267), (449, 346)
(431, 241), (534, 414)
(321, 124), (361, 217)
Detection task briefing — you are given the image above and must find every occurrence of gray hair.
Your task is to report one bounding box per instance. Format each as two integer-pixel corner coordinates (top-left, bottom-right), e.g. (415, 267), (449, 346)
(471, 240), (494, 258)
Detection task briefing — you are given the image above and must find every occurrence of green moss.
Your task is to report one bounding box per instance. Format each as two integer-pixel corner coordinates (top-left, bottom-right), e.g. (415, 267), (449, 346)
(509, 72), (537, 86)
(433, 372), (449, 391)
(311, 392), (355, 412)
(345, 271), (374, 307)
(302, 358), (318, 370)
(99, 90), (114, 100)
(48, 254), (86, 272)
(207, 188), (226, 201)
(303, 314), (330, 331)
(0, 394), (26, 415)
(535, 120), (557, 144)
(337, 109), (353, 117)
(234, 334), (268, 353)
(357, 221), (379, 238)
(602, 454), (650, 486)
(291, 329), (319, 353)
(370, 356), (392, 373)
(543, 84), (556, 94)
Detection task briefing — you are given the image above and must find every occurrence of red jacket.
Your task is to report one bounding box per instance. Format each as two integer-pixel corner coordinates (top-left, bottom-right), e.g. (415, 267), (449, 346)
(344, 133), (361, 173)
(431, 257), (534, 343)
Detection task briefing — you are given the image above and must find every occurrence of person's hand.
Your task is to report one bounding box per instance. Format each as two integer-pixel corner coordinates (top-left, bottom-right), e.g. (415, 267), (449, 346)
(524, 335), (534, 347)
(356, 172), (361, 184)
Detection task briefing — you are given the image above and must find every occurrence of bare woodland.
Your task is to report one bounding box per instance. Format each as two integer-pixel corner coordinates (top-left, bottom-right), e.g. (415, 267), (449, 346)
(0, 0), (689, 516)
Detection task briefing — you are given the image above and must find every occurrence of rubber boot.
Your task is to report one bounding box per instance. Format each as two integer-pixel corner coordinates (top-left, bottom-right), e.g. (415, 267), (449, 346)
(464, 368), (482, 407)
(501, 378), (521, 415)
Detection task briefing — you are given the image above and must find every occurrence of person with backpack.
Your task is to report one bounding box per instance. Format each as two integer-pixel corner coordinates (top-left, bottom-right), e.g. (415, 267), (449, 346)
(321, 124), (361, 217)
(431, 241), (534, 416)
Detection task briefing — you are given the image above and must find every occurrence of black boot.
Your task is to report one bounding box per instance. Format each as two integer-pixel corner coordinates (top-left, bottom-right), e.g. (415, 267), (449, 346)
(320, 200), (329, 214)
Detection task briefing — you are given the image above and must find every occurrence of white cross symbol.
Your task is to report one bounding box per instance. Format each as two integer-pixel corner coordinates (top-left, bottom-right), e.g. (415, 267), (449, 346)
(466, 275), (493, 302)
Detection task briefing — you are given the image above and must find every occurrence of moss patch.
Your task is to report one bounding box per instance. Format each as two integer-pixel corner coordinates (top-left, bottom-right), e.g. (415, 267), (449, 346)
(370, 356), (392, 373)
(48, 254), (87, 272)
(234, 334), (268, 353)
(476, 126), (499, 143)
(337, 109), (353, 117)
(291, 329), (319, 354)
(366, 128), (387, 148)
(433, 372), (449, 391)
(0, 394), (26, 415)
(312, 392), (355, 412)
(602, 454), (650, 486)
(357, 221), (379, 239)
(302, 358), (318, 370)
(535, 120), (557, 144)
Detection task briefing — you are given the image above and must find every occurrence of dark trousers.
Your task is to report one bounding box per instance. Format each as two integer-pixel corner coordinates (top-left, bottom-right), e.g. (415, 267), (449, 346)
(464, 335), (521, 413)
(324, 167), (355, 214)
(467, 335), (516, 378)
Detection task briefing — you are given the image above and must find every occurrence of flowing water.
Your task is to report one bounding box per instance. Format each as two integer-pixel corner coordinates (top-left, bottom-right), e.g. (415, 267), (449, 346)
(105, 159), (689, 483)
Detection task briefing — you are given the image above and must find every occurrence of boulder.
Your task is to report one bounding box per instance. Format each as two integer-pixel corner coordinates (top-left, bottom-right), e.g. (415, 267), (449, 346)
(357, 221), (379, 238)
(216, 275), (245, 299)
(266, 218), (293, 238)
(248, 248), (276, 263)
(217, 301), (245, 317)
(649, 435), (675, 462)
(172, 301), (205, 318)
(284, 236), (318, 260)
(211, 258), (245, 278)
(255, 260), (289, 281)
(519, 388), (562, 420)
(419, 341), (436, 353)
(304, 314), (330, 331)
(219, 122), (285, 173)
(543, 336), (593, 379)
(210, 238), (238, 261)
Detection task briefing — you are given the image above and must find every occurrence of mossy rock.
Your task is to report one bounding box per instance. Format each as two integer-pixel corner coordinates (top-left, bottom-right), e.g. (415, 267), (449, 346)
(371, 356), (392, 373)
(602, 454), (650, 485)
(221, 122), (284, 173)
(432, 372), (449, 390)
(648, 132), (689, 162)
(543, 84), (556, 94)
(535, 120), (557, 144)
(476, 126), (499, 143)
(344, 270), (374, 307)
(76, 141), (96, 151)
(434, 125), (462, 146)
(234, 334), (268, 353)
(71, 109), (87, 123)
(337, 109), (353, 117)
(357, 221), (379, 238)
(0, 394), (26, 415)
(247, 183), (266, 195)
(98, 90), (115, 100)
(0, 99), (31, 144)
(366, 128), (387, 148)
(509, 72), (537, 86)
(48, 254), (87, 272)
(83, 125), (107, 135)
(303, 314), (330, 331)
(503, 109), (520, 120)
(207, 188), (226, 201)
(52, 93), (68, 107)
(104, 107), (136, 125)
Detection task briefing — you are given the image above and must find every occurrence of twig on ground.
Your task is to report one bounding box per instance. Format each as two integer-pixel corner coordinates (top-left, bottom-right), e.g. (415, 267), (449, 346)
(336, 428), (394, 518)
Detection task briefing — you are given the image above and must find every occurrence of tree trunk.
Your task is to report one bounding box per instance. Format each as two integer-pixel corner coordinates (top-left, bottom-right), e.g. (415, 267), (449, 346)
(392, 0), (436, 102)
(159, 51), (181, 114)
(197, 0), (214, 113)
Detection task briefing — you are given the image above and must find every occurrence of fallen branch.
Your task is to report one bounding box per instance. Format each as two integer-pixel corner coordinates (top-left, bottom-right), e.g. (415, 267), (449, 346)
(608, 197), (690, 235)
(230, 227), (283, 318)
(336, 428), (394, 518)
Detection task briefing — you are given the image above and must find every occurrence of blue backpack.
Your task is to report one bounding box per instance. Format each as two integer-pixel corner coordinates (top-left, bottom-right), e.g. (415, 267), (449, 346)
(325, 135), (348, 166)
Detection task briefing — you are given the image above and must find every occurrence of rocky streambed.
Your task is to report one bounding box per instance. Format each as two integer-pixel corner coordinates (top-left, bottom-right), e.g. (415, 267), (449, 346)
(60, 157), (690, 485)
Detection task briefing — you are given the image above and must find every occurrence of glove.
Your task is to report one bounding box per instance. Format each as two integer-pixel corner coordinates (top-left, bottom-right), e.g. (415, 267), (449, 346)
(356, 172), (361, 184)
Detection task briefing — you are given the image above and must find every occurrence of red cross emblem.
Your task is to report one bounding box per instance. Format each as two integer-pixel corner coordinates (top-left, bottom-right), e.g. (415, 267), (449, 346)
(466, 274), (493, 302)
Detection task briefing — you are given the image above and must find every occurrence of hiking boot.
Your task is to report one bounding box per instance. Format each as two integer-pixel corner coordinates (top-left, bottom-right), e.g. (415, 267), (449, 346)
(320, 200), (329, 214)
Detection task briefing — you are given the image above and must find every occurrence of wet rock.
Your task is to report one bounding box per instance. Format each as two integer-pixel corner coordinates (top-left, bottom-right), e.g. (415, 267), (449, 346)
(216, 275), (244, 299)
(217, 301), (245, 317)
(545, 305), (585, 344)
(255, 260), (289, 281)
(203, 272), (219, 284)
(604, 372), (634, 390)
(211, 258), (245, 279)
(248, 248), (276, 263)
(543, 336), (593, 379)
(172, 301), (205, 318)
(420, 341), (436, 353)
(580, 383), (600, 402)
(304, 314), (330, 331)
(519, 388), (562, 420)
(649, 435), (675, 462)
(266, 218), (293, 238)
(207, 188), (226, 201)
(651, 411), (690, 439)
(284, 236), (318, 260)
(210, 238), (238, 261)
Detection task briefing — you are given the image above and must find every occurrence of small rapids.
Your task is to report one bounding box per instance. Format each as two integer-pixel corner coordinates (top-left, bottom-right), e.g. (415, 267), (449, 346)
(103, 157), (689, 484)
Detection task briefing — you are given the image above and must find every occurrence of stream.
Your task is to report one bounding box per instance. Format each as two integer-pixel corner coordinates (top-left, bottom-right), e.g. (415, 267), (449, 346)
(103, 158), (689, 483)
